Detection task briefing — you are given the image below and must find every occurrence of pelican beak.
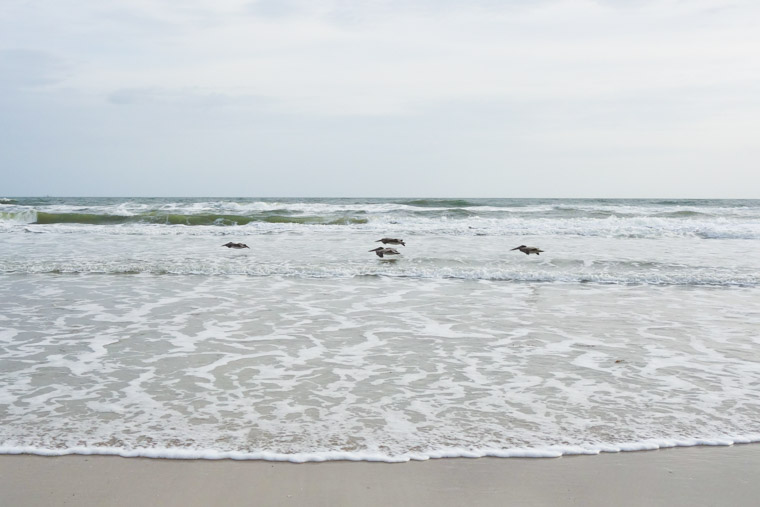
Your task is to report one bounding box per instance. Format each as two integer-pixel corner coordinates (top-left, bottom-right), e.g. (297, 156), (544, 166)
(510, 246), (520, 250)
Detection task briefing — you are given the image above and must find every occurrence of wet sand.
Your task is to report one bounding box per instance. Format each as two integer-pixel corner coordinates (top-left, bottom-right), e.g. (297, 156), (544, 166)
(2, 444), (759, 506)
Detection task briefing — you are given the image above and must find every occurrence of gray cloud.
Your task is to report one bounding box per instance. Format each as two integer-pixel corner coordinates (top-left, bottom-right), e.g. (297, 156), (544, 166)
(106, 88), (279, 114)
(0, 49), (68, 89)
(245, 0), (304, 18)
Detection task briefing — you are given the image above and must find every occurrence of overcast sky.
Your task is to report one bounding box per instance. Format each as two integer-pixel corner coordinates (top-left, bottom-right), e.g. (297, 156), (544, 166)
(1, 0), (758, 197)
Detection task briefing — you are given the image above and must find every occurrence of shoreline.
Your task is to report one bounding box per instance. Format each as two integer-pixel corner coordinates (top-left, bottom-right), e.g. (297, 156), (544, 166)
(3, 434), (760, 461)
(3, 444), (760, 506)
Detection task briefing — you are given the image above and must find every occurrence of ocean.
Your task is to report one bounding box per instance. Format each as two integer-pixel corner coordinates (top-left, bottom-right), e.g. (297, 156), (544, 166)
(1, 197), (759, 461)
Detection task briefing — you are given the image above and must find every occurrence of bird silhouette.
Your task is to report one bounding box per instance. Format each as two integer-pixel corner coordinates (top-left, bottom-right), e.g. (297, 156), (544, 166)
(510, 245), (543, 255)
(375, 238), (405, 246)
(369, 247), (401, 258)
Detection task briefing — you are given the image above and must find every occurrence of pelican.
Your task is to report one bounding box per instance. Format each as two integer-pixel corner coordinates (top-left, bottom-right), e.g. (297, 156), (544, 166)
(222, 242), (250, 249)
(369, 247), (401, 258)
(511, 245), (543, 255)
(375, 238), (405, 246)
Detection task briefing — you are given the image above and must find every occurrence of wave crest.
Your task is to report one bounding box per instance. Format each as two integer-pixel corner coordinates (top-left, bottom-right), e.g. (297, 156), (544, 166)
(27, 212), (368, 226)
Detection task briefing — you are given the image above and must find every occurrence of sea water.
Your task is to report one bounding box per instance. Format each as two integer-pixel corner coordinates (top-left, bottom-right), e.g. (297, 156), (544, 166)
(1, 197), (759, 461)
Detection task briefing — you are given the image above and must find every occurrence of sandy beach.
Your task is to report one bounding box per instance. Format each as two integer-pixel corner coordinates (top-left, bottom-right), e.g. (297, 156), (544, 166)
(2, 444), (759, 506)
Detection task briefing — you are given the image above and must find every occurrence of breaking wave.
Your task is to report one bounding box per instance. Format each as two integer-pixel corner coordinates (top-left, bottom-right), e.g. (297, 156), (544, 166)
(28, 212), (368, 226)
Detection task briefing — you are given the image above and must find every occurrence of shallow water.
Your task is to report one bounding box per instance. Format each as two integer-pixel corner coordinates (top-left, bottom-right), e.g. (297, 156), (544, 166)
(1, 198), (759, 461)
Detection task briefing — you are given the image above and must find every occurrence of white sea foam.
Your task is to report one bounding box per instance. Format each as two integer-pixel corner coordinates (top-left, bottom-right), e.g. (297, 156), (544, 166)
(3, 214), (759, 240)
(4, 436), (760, 462)
(0, 249), (757, 286)
(1, 273), (759, 461)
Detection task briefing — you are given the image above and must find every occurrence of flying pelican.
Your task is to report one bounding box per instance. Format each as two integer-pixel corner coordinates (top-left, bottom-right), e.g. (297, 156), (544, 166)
(511, 245), (544, 255)
(222, 242), (250, 249)
(369, 247), (401, 258)
(375, 238), (405, 246)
